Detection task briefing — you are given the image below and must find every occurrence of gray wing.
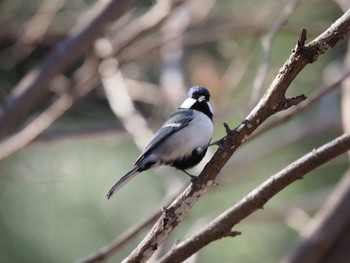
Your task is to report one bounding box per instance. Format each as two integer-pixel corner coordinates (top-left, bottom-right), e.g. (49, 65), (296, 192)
(134, 109), (193, 165)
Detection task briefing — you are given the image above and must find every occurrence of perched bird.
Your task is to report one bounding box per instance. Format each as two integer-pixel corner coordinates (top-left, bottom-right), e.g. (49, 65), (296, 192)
(106, 86), (214, 199)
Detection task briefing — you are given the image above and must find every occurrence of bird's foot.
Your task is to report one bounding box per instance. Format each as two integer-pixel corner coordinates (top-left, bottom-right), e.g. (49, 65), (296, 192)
(209, 137), (227, 149)
(190, 174), (198, 183)
(198, 137), (226, 152)
(180, 169), (198, 183)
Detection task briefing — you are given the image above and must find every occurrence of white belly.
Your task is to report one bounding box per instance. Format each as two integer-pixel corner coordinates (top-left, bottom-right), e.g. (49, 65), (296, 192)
(155, 111), (213, 162)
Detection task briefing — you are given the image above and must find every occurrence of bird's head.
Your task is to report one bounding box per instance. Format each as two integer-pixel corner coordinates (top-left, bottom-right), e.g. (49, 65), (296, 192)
(180, 86), (213, 119)
(187, 86), (210, 102)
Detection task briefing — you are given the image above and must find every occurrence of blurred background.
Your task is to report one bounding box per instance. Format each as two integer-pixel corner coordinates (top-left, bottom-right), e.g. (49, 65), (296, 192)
(0, 0), (349, 262)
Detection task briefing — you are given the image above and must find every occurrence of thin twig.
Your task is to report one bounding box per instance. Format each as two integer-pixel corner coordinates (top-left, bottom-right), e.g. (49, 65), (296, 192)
(77, 183), (189, 263)
(249, 67), (350, 141)
(79, 211), (161, 263)
(249, 0), (299, 109)
(108, 0), (185, 58)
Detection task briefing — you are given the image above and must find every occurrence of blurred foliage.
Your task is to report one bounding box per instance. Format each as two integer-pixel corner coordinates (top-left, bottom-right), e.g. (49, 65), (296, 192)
(0, 0), (348, 262)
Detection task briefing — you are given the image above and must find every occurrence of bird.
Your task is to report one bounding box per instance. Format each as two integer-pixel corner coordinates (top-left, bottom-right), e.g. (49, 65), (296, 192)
(106, 86), (214, 199)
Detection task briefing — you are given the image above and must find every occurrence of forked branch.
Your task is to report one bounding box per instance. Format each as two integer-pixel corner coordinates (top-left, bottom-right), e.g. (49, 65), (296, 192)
(121, 9), (350, 263)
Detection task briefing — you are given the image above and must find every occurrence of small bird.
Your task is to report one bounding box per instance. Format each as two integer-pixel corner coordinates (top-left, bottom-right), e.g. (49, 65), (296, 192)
(106, 86), (214, 199)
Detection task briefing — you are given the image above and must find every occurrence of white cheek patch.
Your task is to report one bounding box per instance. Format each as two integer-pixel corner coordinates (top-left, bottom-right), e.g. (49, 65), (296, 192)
(180, 97), (196, 109)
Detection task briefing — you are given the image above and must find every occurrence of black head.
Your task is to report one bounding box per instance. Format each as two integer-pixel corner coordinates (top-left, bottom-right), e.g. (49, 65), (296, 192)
(187, 86), (210, 102)
(180, 86), (213, 120)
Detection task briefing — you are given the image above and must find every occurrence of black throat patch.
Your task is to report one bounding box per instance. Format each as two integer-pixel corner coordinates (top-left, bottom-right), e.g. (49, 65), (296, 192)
(191, 100), (213, 120)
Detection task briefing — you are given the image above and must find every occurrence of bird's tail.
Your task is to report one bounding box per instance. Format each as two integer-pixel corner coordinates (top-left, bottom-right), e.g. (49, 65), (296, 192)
(106, 166), (140, 199)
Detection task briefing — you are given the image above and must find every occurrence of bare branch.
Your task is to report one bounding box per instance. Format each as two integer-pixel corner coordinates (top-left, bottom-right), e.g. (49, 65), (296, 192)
(280, 169), (350, 263)
(99, 58), (154, 149)
(0, 60), (99, 162)
(160, 5), (188, 107)
(121, 9), (350, 263)
(0, 0), (134, 140)
(280, 4), (350, 261)
(249, 67), (350, 141)
(78, 211), (162, 263)
(108, 0), (185, 58)
(158, 132), (350, 263)
(250, 0), (299, 109)
(77, 183), (190, 263)
(11, 0), (68, 63)
(160, 0), (215, 106)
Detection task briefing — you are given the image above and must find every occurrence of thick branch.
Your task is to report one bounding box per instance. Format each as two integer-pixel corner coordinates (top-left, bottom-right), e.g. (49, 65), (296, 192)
(121, 10), (350, 263)
(158, 133), (350, 263)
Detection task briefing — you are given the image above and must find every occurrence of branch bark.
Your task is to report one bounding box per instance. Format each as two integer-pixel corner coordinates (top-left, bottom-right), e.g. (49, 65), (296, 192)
(121, 9), (350, 263)
(158, 132), (350, 263)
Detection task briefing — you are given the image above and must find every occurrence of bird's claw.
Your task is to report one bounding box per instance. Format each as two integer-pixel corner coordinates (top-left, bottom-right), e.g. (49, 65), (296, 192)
(190, 175), (198, 184)
(208, 136), (227, 149)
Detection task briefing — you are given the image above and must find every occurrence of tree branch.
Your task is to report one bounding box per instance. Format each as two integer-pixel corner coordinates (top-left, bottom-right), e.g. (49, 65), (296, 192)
(121, 10), (350, 263)
(249, 67), (350, 141)
(250, 0), (299, 109)
(0, 60), (99, 162)
(280, 4), (350, 261)
(108, 0), (185, 58)
(77, 182), (189, 263)
(0, 0), (134, 140)
(99, 58), (154, 149)
(280, 169), (350, 263)
(158, 132), (350, 263)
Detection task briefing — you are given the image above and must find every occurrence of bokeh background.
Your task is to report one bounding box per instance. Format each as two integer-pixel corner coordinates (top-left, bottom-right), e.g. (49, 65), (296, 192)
(0, 0), (349, 262)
